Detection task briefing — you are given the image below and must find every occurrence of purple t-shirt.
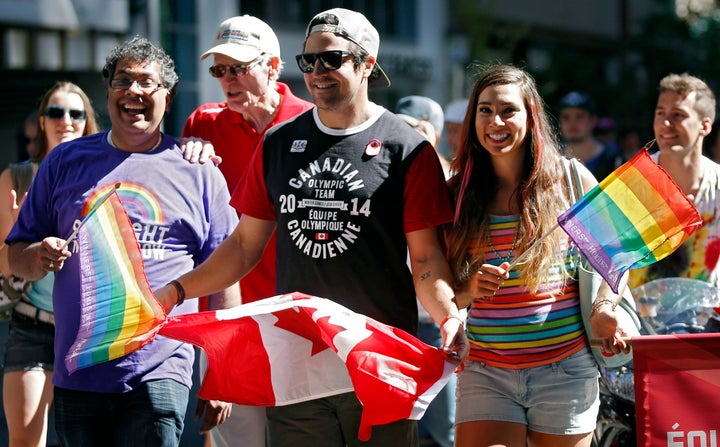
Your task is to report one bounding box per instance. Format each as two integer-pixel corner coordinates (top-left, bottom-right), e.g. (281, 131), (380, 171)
(6, 131), (238, 393)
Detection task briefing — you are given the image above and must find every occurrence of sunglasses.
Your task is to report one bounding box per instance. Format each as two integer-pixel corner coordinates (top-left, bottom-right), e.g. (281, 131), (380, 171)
(295, 50), (354, 73)
(209, 57), (264, 78)
(43, 105), (87, 122)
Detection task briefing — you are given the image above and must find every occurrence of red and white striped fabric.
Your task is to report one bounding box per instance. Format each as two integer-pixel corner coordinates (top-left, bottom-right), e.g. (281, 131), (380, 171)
(158, 292), (455, 441)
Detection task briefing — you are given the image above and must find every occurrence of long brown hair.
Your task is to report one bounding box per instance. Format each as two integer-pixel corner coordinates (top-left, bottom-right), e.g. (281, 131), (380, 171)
(35, 81), (100, 162)
(445, 64), (570, 292)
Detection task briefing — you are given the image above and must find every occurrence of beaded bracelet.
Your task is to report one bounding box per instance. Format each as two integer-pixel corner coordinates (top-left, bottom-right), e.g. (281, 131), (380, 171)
(590, 298), (617, 317)
(168, 280), (186, 306)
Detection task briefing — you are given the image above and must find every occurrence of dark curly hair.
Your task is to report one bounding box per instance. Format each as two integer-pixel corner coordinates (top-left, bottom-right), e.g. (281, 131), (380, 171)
(102, 35), (179, 94)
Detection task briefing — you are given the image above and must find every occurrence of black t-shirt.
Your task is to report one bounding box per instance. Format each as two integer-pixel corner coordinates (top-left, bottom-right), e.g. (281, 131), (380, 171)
(237, 109), (452, 333)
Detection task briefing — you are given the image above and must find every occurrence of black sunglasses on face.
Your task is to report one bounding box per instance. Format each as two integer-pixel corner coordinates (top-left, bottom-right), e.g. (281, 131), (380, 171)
(43, 105), (87, 122)
(295, 50), (354, 73)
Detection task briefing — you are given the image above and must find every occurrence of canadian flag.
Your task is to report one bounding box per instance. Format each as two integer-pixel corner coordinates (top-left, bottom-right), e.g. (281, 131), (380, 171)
(157, 292), (455, 441)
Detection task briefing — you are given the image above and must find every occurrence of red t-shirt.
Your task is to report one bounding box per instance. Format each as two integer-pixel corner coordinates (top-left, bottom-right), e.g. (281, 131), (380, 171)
(182, 82), (313, 303)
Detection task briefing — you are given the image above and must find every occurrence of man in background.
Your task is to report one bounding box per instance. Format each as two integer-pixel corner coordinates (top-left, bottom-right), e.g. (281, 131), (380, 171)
(182, 15), (313, 447)
(441, 99), (468, 162)
(558, 91), (623, 181)
(396, 95), (449, 176)
(629, 73), (720, 293)
(396, 95), (457, 447)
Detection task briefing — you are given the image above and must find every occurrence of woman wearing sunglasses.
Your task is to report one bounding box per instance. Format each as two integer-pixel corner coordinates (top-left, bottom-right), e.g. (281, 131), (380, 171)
(0, 81), (99, 447)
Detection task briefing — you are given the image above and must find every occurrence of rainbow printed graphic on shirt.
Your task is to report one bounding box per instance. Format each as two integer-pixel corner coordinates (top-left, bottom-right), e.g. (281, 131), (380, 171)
(82, 181), (165, 224)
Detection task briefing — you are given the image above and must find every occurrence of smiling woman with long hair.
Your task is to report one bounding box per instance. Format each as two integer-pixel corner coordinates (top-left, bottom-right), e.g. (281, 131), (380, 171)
(445, 64), (629, 447)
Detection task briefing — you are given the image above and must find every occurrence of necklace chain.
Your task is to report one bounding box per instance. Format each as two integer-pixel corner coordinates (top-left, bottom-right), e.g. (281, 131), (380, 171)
(487, 224), (518, 263)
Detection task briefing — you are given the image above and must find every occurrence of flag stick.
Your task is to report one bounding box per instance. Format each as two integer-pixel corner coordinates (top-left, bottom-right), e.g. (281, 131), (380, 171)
(506, 222), (560, 270)
(60, 182), (121, 250)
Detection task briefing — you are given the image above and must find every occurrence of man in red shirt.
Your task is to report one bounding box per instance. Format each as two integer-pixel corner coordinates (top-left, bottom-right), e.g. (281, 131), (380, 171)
(182, 15), (313, 447)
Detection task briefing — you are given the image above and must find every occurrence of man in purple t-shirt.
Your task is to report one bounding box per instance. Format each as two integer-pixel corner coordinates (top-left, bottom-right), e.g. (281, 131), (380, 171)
(6, 36), (238, 447)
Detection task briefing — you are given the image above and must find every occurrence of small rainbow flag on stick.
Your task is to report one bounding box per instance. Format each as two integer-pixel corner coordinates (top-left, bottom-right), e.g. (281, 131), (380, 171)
(557, 149), (703, 293)
(65, 186), (166, 373)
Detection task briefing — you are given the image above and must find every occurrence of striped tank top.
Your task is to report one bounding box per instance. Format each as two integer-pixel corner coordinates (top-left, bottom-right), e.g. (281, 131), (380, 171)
(466, 215), (588, 369)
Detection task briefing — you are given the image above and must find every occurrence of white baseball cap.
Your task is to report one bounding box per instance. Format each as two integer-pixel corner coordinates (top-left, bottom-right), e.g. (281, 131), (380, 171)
(305, 8), (390, 88)
(201, 15), (280, 62)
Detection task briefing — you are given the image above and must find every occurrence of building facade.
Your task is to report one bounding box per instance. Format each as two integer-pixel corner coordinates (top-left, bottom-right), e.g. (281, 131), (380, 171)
(1, 0), (672, 168)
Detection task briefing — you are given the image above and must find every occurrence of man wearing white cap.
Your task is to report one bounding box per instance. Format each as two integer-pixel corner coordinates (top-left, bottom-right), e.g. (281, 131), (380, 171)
(182, 15), (313, 447)
(158, 8), (468, 446)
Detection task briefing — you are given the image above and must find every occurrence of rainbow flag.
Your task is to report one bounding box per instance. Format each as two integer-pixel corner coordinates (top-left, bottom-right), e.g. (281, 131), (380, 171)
(65, 189), (166, 373)
(558, 149), (703, 293)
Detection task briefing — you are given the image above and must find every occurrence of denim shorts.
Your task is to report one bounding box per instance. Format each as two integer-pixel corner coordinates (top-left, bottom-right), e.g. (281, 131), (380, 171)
(3, 310), (54, 372)
(455, 349), (599, 435)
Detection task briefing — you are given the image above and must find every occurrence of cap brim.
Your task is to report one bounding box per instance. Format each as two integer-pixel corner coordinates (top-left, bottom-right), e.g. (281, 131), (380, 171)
(200, 43), (262, 62)
(369, 63), (391, 89)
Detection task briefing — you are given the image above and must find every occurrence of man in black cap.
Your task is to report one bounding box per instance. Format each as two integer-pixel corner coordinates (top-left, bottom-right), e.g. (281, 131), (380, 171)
(558, 91), (624, 181)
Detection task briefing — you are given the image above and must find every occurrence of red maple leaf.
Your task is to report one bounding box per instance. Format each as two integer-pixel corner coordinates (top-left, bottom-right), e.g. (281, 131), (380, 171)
(272, 306), (329, 356)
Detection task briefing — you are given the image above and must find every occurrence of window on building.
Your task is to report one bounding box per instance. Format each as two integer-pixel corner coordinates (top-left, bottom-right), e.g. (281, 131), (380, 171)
(3, 29), (30, 69)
